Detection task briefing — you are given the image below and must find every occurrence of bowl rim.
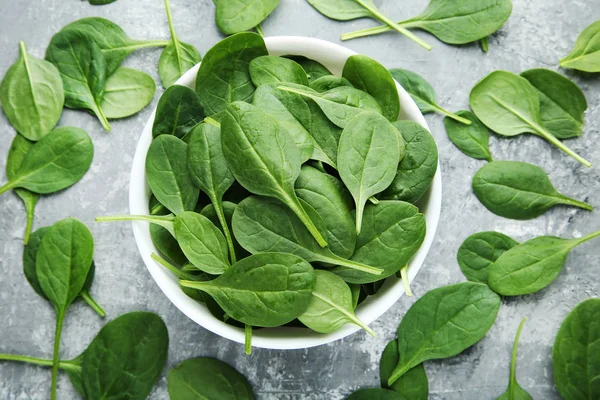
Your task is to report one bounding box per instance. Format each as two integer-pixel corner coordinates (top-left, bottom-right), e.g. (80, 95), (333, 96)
(129, 36), (442, 350)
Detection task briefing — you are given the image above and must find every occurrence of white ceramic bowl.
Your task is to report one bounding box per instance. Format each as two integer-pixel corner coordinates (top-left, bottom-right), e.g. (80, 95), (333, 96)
(130, 36), (442, 350)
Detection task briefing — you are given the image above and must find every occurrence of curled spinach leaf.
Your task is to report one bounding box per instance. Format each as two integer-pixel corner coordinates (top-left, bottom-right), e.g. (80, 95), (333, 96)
(488, 230), (600, 296)
(470, 70), (591, 167)
(443, 110), (493, 161)
(152, 85), (205, 139)
(221, 101), (327, 247)
(457, 231), (518, 284)
(560, 20), (600, 73)
(0, 42), (64, 141)
(337, 111), (402, 233)
(181, 252), (316, 327)
(250, 55), (309, 86)
(497, 318), (532, 400)
(100, 67), (156, 119)
(552, 298), (600, 400)
(380, 340), (428, 400)
(0, 127), (93, 196)
(388, 282), (501, 385)
(472, 161), (592, 220)
(215, 0), (280, 35)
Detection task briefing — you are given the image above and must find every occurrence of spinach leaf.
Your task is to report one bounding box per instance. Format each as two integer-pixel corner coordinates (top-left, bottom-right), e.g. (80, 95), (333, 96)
(250, 55), (309, 86)
(253, 83), (336, 165)
(337, 111), (401, 233)
(389, 69), (471, 125)
(0, 42), (63, 141)
(388, 282), (501, 385)
(215, 0), (279, 35)
(150, 222), (188, 266)
(488, 230), (600, 296)
(342, 55), (400, 121)
(497, 318), (532, 400)
(443, 110), (493, 161)
(286, 56), (332, 82)
(201, 201), (250, 260)
(277, 84), (382, 129)
(181, 252), (316, 327)
(159, 0), (202, 88)
(188, 122), (237, 263)
(6, 134), (40, 244)
(470, 70), (591, 167)
(45, 30), (111, 131)
(88, 0), (118, 5)
(195, 32), (268, 116)
(347, 388), (406, 400)
(333, 201), (426, 284)
(174, 211), (230, 275)
(81, 312), (168, 400)
(221, 101), (328, 247)
(295, 165), (356, 258)
(309, 75), (353, 92)
(100, 67), (156, 119)
(380, 121), (438, 204)
(560, 20), (600, 72)
(146, 135), (199, 215)
(380, 340), (428, 400)
(168, 357), (254, 399)
(36, 218), (94, 399)
(298, 270), (375, 335)
(552, 298), (600, 400)
(153, 85), (205, 139)
(340, 0), (512, 46)
(232, 196), (382, 275)
(521, 69), (587, 140)
(472, 161), (592, 220)
(306, 0), (432, 50)
(457, 231), (518, 284)
(0, 127), (93, 196)
(61, 17), (170, 75)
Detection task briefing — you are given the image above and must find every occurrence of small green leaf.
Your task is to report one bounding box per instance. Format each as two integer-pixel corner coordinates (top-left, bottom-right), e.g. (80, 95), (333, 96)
(457, 231), (518, 284)
(444, 110), (492, 161)
(100, 68), (156, 119)
(560, 20), (600, 72)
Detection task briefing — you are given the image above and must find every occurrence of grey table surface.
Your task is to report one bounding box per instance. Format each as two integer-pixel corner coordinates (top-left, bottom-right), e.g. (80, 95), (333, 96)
(1, 0), (599, 399)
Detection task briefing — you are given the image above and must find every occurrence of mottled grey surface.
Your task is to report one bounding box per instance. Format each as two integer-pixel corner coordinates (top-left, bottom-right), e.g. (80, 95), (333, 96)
(0, 0), (599, 399)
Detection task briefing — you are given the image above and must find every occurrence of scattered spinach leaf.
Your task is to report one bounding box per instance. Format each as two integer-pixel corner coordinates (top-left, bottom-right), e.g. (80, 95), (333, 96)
(100, 67), (156, 119)
(472, 161), (592, 220)
(552, 298), (600, 400)
(470, 70), (591, 167)
(443, 110), (493, 161)
(215, 0), (280, 35)
(457, 231), (518, 284)
(250, 55), (309, 86)
(388, 282), (501, 385)
(380, 340), (428, 400)
(389, 69), (471, 125)
(152, 85), (205, 139)
(488, 230), (600, 296)
(0, 41), (64, 141)
(497, 318), (532, 400)
(560, 20), (600, 72)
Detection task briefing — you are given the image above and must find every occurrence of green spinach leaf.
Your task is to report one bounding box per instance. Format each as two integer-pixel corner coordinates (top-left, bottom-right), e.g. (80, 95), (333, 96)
(6, 134), (40, 244)
(380, 340), (428, 400)
(168, 357), (254, 399)
(521, 68), (587, 140)
(181, 252), (316, 327)
(215, 0), (279, 35)
(388, 282), (501, 385)
(380, 121), (438, 204)
(100, 67), (156, 119)
(221, 101), (328, 247)
(309, 75), (353, 92)
(153, 85), (205, 139)
(343, 55), (399, 121)
(232, 196), (382, 275)
(333, 201), (425, 284)
(250, 55), (309, 86)
(0, 127), (93, 196)
(560, 20), (600, 72)
(443, 110), (493, 161)
(0, 42), (63, 141)
(88, 0), (118, 5)
(201, 201), (250, 260)
(299, 270), (374, 335)
(195, 32), (268, 116)
(286, 56), (332, 82)
(45, 30), (111, 131)
(338, 111), (401, 233)
(552, 298), (600, 400)
(457, 231), (518, 284)
(488, 230), (600, 296)
(470, 70), (591, 167)
(389, 69), (471, 125)
(146, 135), (199, 215)
(497, 318), (532, 400)
(472, 161), (592, 220)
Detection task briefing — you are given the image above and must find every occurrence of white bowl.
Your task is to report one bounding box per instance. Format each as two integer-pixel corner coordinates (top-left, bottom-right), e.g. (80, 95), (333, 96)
(130, 36), (442, 350)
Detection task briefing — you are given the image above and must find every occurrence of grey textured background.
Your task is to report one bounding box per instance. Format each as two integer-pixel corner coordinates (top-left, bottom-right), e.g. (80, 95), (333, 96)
(1, 0), (599, 399)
